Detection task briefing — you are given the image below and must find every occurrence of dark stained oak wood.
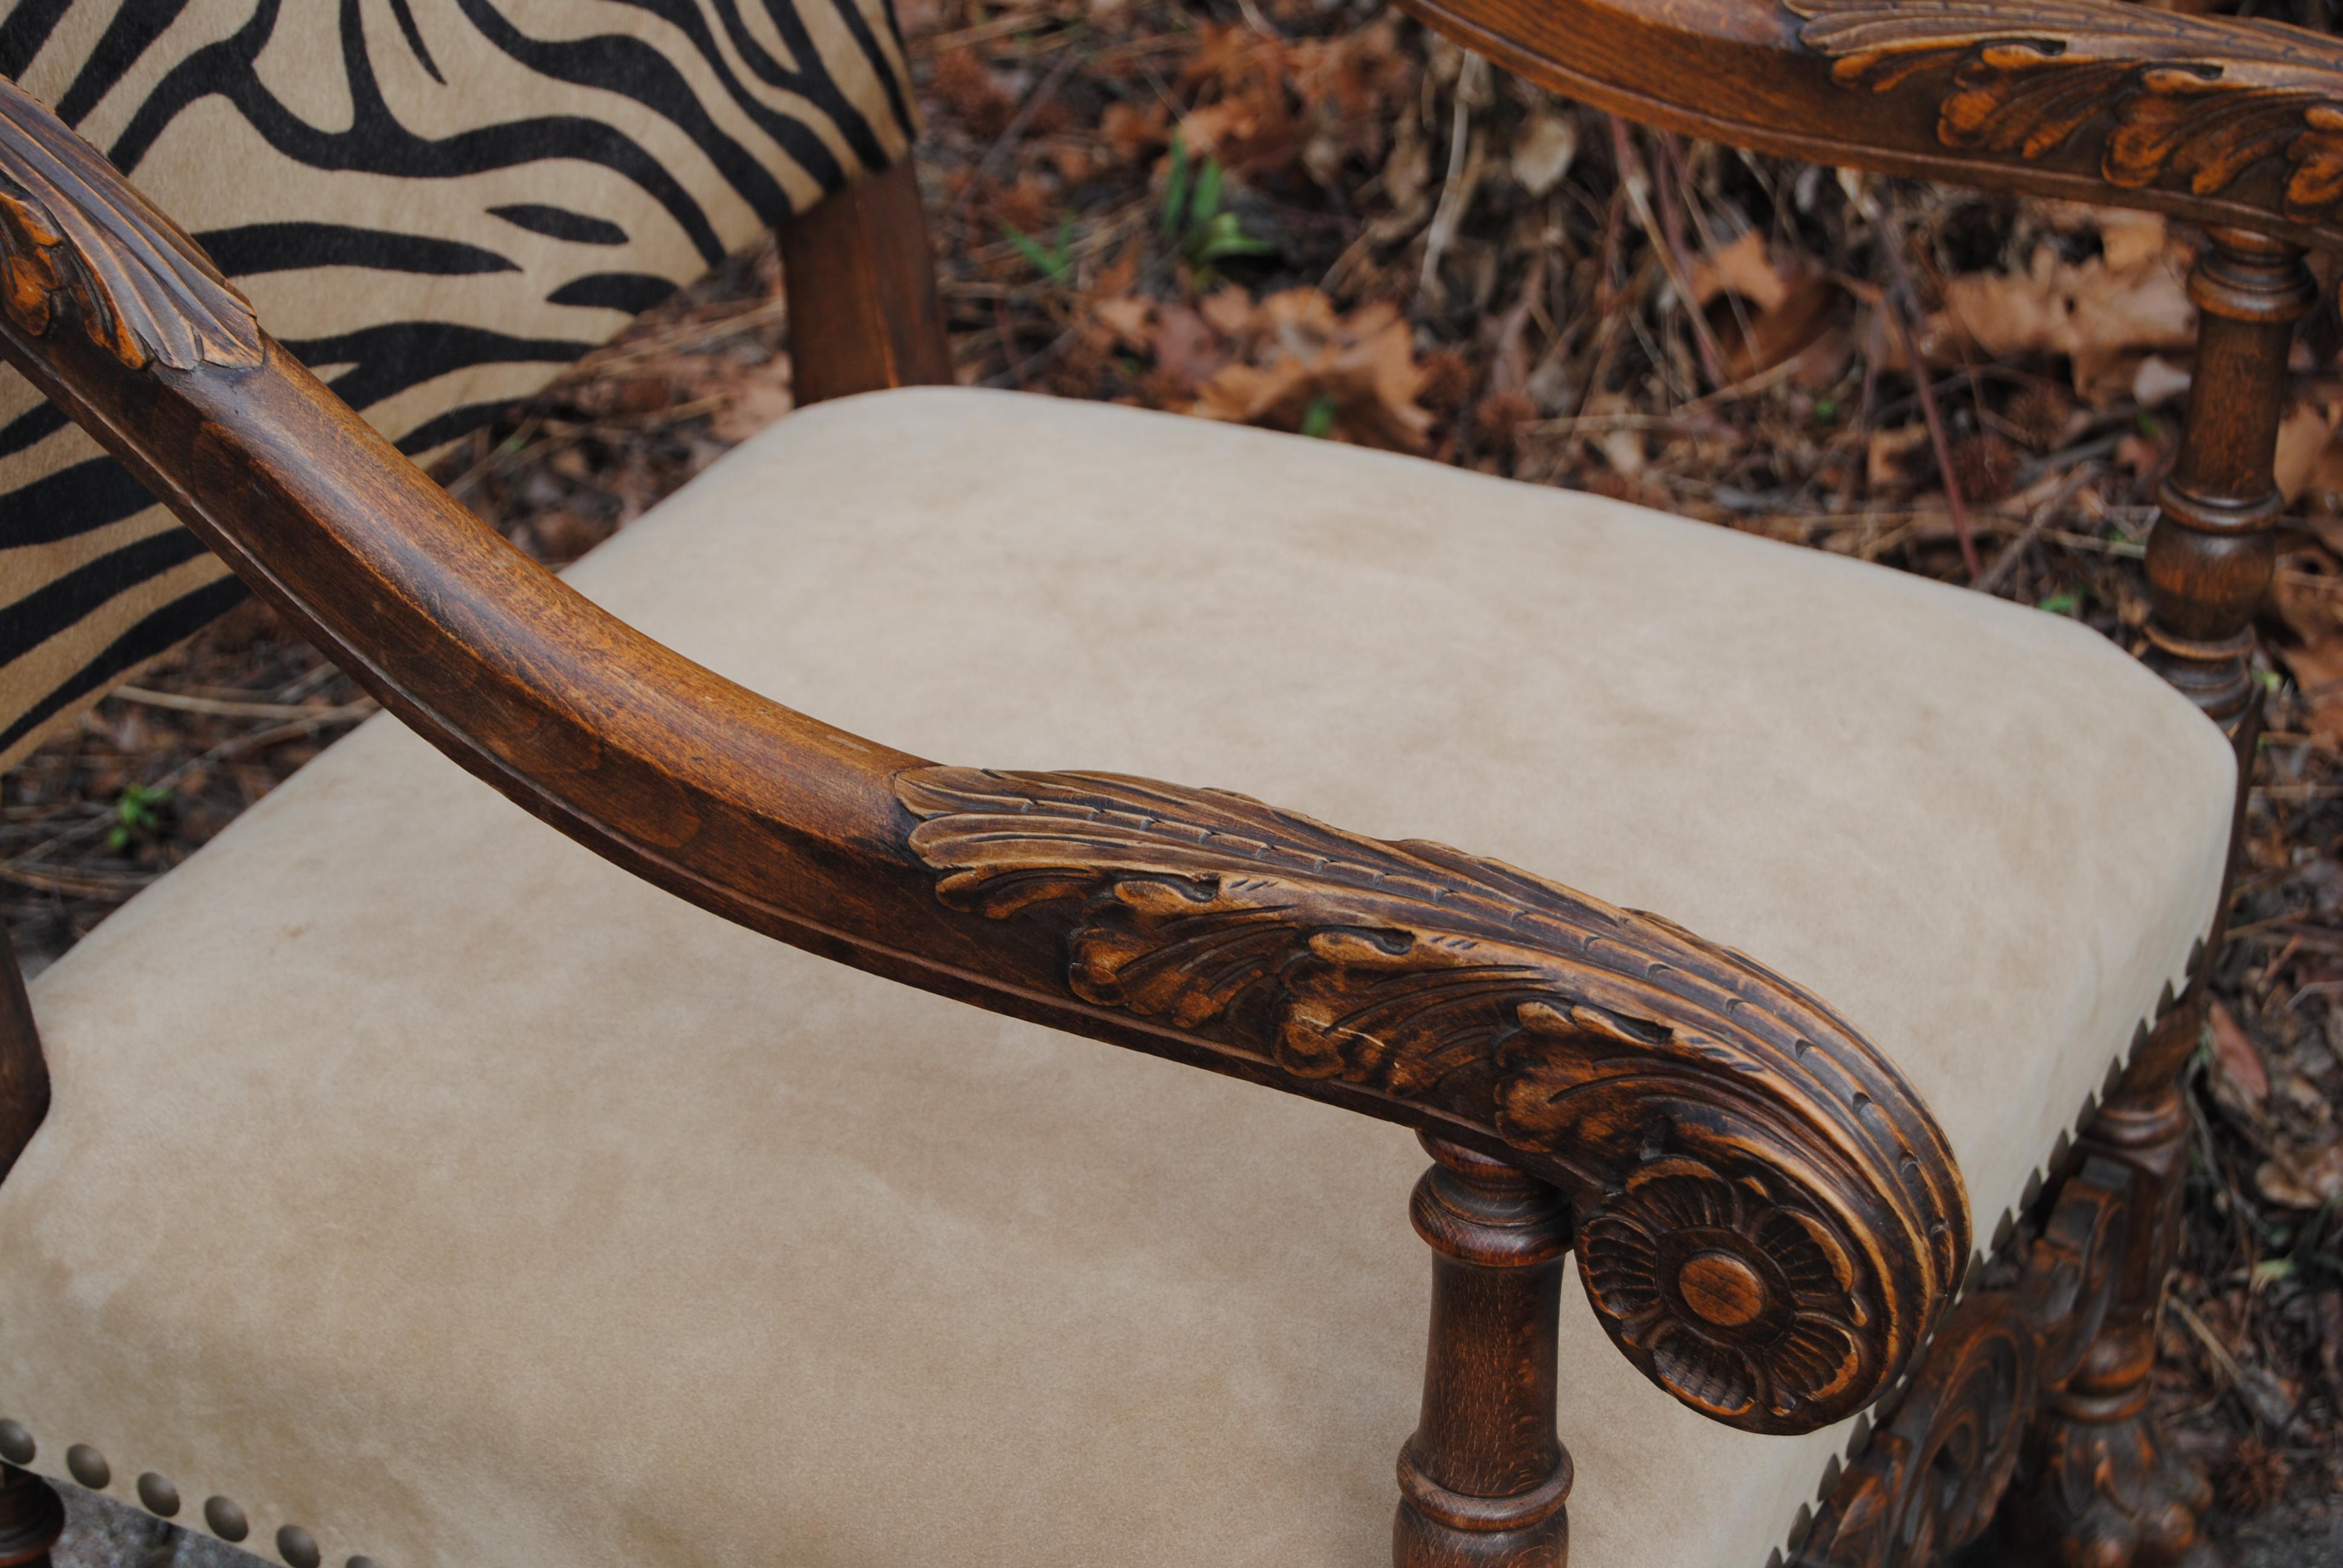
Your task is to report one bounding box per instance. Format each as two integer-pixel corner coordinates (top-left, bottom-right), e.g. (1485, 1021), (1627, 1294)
(0, 930), (48, 1186)
(1359, 0), (2313, 1550)
(1395, 1137), (1572, 1568)
(1786, 226), (2289, 1568)
(1395, 0), (2343, 255)
(2143, 229), (2316, 737)
(2013, 1088), (2215, 1567)
(0, 0), (2300, 1553)
(0, 1466), (63, 1568)
(1794, 1159), (2131, 1566)
(1997, 229), (2315, 1568)
(0, 73), (1963, 1437)
(778, 158), (954, 403)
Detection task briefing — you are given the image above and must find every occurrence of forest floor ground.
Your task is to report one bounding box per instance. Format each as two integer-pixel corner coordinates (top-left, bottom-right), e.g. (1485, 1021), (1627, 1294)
(11, 0), (2343, 1560)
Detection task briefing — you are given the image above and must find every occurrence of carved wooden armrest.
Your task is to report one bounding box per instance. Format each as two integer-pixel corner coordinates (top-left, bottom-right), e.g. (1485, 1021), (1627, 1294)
(0, 77), (1965, 1434)
(1399, 0), (2343, 253)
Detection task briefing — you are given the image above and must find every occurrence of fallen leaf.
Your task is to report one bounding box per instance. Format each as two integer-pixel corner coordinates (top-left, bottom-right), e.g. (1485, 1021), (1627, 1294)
(1093, 238), (1142, 301)
(2275, 638), (2343, 751)
(2276, 399), (2341, 503)
(1719, 274), (1841, 382)
(2131, 354), (2192, 409)
(1149, 303), (1226, 389)
(1579, 394), (1645, 477)
(1931, 243), (2195, 403)
(1867, 423), (1932, 492)
(1091, 295), (1155, 353)
(2096, 208), (2171, 273)
(2258, 1140), (2343, 1209)
(1194, 290), (1432, 450)
(2301, 441), (2343, 521)
(1099, 100), (1170, 165)
(1199, 284), (1257, 341)
(709, 379), (791, 444)
(2209, 999), (2270, 1108)
(929, 50), (1017, 140)
(1294, 19), (1416, 185)
(1689, 229), (1789, 314)
(1509, 111), (1579, 198)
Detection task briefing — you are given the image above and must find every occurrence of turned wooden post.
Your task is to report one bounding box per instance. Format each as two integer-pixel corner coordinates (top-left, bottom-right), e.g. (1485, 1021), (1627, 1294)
(0, 1465), (63, 1568)
(1395, 1135), (1573, 1568)
(2017, 227), (2313, 1568)
(0, 927), (45, 1184)
(2141, 226), (2316, 742)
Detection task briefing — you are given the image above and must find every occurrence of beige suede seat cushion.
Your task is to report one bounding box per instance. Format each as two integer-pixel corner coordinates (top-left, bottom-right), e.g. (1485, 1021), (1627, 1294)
(0, 388), (2233, 1568)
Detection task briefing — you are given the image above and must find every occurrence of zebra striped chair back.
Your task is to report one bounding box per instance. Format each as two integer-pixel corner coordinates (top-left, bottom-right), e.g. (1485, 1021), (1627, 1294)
(0, 0), (915, 770)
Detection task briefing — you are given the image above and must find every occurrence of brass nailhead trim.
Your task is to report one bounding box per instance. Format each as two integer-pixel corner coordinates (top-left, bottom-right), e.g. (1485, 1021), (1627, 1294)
(276, 1524), (320, 1568)
(0, 1425), (379, 1568)
(64, 1444), (108, 1490)
(1772, 976), (2192, 1565)
(203, 1495), (249, 1543)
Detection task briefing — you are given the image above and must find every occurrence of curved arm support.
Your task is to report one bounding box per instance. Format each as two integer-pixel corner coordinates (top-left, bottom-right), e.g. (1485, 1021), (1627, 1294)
(0, 77), (1965, 1434)
(1398, 0), (2343, 253)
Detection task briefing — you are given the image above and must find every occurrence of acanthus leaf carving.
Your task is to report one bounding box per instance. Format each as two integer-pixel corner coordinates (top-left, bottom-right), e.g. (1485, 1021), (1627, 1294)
(896, 764), (1970, 1433)
(0, 77), (260, 372)
(1795, 1156), (2130, 1568)
(1789, 0), (2343, 226)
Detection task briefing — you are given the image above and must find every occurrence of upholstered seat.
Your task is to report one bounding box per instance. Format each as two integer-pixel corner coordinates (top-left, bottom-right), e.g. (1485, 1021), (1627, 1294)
(0, 388), (2232, 1568)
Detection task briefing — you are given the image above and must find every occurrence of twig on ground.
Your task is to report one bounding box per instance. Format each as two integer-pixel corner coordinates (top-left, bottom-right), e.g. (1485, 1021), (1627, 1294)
(1420, 54), (1490, 299)
(1977, 464), (2099, 595)
(948, 48), (1086, 229)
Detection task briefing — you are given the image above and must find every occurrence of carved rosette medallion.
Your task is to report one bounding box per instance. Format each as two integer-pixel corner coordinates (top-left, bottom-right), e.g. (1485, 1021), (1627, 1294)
(0, 76), (260, 371)
(1789, 0), (2343, 227)
(1578, 1155), (1872, 1425)
(896, 765), (1969, 1433)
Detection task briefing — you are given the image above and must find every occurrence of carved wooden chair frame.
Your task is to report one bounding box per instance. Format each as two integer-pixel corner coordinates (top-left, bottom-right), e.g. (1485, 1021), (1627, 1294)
(0, 0), (2324, 1561)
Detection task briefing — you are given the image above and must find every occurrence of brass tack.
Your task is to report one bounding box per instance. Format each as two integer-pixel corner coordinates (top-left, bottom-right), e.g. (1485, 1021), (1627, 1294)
(136, 1472), (179, 1517)
(204, 1495), (249, 1542)
(0, 1420), (31, 1466)
(64, 1443), (108, 1489)
(277, 1524), (320, 1568)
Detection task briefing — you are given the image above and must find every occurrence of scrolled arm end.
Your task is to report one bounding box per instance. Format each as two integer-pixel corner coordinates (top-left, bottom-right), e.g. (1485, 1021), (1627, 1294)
(0, 59), (1969, 1436)
(897, 765), (1970, 1434)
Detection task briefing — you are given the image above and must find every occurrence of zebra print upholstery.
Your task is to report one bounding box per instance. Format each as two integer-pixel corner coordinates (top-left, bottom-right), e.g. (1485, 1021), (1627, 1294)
(0, 0), (915, 771)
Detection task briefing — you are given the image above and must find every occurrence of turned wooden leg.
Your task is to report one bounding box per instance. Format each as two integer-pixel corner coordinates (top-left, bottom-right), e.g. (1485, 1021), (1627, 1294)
(1394, 1135), (1573, 1568)
(2016, 1074), (2216, 1568)
(0, 1465), (64, 1568)
(2014, 226), (2313, 1568)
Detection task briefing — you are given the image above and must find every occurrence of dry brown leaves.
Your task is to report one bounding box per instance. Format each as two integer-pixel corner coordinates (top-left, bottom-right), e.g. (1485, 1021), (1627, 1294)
(1175, 18), (1415, 183)
(1920, 208), (2195, 405)
(1188, 287), (1433, 448)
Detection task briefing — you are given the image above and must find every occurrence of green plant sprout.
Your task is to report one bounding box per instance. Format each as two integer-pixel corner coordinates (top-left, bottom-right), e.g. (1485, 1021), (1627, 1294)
(1160, 135), (1274, 286)
(106, 782), (171, 853)
(999, 215), (1077, 283)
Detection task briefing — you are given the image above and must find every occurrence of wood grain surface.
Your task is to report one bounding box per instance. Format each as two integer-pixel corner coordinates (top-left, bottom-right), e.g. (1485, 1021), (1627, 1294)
(0, 71), (1965, 1436)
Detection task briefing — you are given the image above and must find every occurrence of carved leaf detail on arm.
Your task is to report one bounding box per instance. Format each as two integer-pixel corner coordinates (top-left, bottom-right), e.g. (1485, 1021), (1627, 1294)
(898, 766), (1970, 1433)
(0, 77), (259, 371)
(1789, 0), (2343, 224)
